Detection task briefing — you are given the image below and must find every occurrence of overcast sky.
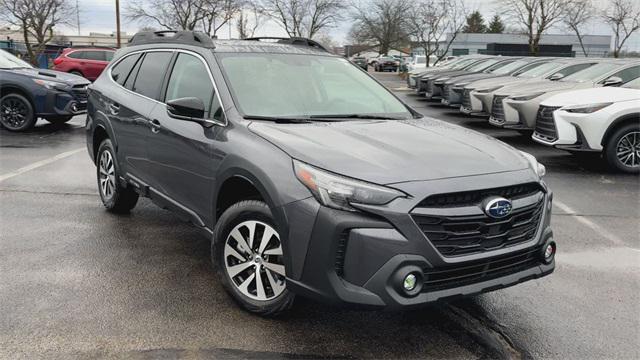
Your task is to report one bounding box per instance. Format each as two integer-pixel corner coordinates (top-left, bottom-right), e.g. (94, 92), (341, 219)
(60, 0), (639, 51)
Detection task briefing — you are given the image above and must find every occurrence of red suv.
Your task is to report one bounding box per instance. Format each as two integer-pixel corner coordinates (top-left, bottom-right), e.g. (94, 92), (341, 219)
(53, 48), (115, 81)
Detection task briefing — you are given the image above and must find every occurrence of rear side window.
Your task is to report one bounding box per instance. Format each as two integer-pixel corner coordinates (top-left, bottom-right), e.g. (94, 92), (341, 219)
(84, 51), (105, 61)
(131, 52), (173, 100)
(105, 51), (115, 62)
(165, 53), (214, 116)
(111, 53), (142, 85)
(67, 51), (85, 59)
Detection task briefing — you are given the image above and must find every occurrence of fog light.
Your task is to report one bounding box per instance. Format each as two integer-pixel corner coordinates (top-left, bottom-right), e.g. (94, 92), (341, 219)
(403, 273), (417, 291)
(543, 242), (556, 263)
(70, 102), (78, 112)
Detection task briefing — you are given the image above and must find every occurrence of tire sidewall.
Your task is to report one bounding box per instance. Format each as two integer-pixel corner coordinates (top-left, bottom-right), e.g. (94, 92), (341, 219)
(212, 201), (293, 313)
(96, 139), (123, 208)
(0, 93), (36, 131)
(605, 124), (640, 174)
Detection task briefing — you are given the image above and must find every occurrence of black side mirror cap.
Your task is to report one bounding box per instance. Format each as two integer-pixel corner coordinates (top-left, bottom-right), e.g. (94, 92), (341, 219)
(167, 97), (206, 120)
(602, 76), (623, 87)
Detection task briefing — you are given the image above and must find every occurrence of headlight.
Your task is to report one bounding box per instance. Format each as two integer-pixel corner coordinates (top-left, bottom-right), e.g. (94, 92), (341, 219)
(510, 92), (545, 101)
(562, 102), (613, 114)
(475, 86), (502, 93)
(519, 151), (546, 178)
(32, 79), (66, 90)
(293, 160), (407, 211)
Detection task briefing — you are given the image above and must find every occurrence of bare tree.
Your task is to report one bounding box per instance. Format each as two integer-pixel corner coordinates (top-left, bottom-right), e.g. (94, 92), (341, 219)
(126, 0), (208, 31)
(602, 0), (640, 58)
(236, 2), (264, 39)
(405, 0), (467, 66)
(350, 0), (412, 55)
(201, 0), (242, 37)
(563, 0), (593, 56)
(498, 0), (570, 55)
(261, 0), (345, 39)
(0, 0), (71, 65)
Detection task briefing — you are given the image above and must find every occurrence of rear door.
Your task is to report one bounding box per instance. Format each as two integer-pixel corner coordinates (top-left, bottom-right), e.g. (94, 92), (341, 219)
(82, 51), (109, 80)
(146, 51), (224, 223)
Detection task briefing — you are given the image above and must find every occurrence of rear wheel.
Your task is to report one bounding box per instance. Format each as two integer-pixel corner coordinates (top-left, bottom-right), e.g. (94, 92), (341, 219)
(0, 93), (36, 131)
(604, 124), (640, 173)
(213, 200), (294, 316)
(96, 139), (139, 213)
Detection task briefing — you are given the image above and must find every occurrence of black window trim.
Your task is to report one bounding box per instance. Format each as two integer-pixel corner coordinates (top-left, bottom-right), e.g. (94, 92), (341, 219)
(107, 48), (227, 127)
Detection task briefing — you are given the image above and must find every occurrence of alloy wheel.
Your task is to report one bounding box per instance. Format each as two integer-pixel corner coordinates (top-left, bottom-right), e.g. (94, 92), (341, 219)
(224, 220), (286, 301)
(1, 97), (28, 129)
(99, 150), (116, 200)
(616, 131), (640, 169)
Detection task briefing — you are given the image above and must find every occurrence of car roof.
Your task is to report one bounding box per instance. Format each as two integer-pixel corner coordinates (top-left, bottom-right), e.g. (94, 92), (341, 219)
(211, 39), (334, 56)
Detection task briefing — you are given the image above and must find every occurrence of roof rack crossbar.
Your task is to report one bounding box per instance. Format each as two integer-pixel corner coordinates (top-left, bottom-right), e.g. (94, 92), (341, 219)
(243, 37), (328, 52)
(128, 30), (215, 49)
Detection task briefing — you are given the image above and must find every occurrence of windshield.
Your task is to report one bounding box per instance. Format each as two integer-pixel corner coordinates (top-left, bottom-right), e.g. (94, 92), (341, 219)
(517, 61), (563, 78)
(491, 59), (530, 75)
(561, 63), (621, 82)
(0, 50), (32, 69)
(466, 59), (497, 72)
(485, 60), (516, 73)
(218, 53), (411, 119)
(450, 58), (475, 69)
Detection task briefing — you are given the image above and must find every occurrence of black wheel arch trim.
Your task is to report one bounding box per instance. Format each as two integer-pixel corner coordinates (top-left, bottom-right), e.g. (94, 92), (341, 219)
(601, 113), (640, 147)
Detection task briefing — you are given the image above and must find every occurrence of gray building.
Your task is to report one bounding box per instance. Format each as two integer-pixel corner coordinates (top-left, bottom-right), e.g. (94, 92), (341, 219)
(413, 33), (611, 57)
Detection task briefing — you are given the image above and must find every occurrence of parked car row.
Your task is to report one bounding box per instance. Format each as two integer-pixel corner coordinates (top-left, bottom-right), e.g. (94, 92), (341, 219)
(408, 55), (640, 173)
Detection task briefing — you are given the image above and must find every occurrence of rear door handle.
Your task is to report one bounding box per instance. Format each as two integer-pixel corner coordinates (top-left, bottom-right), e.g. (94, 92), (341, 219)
(150, 119), (161, 133)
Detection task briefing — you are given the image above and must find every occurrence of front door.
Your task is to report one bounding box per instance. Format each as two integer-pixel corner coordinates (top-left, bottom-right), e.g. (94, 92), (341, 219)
(146, 52), (224, 224)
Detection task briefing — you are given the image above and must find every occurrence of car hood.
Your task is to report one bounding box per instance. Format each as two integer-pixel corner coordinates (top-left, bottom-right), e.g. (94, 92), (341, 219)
(494, 80), (578, 97)
(8, 67), (89, 85)
(248, 118), (531, 185)
(542, 87), (640, 107)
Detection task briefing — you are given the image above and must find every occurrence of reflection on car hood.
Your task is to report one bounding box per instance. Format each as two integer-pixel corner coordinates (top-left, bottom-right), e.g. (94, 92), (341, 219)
(494, 79), (578, 96)
(7, 68), (89, 85)
(249, 118), (530, 184)
(447, 72), (503, 85)
(542, 87), (640, 107)
(465, 76), (525, 90)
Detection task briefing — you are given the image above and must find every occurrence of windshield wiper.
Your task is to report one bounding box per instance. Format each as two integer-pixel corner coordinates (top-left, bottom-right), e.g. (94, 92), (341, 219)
(308, 114), (406, 120)
(243, 115), (311, 123)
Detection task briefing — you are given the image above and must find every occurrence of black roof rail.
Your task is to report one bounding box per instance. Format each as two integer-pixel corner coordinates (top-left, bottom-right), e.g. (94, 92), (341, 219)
(129, 30), (215, 48)
(68, 45), (116, 50)
(243, 37), (328, 52)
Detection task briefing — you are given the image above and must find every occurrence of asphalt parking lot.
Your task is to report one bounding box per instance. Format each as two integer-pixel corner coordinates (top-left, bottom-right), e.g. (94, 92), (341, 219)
(1, 71), (638, 360)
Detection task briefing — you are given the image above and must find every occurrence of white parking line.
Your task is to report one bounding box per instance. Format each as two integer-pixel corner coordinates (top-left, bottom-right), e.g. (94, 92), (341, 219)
(554, 200), (626, 246)
(0, 148), (85, 183)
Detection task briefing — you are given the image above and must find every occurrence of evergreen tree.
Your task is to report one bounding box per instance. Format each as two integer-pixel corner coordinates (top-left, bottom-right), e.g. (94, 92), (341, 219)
(487, 14), (506, 34)
(463, 11), (487, 33)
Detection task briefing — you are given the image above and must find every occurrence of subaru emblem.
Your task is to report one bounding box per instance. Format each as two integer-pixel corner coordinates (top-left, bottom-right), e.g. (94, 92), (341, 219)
(483, 197), (513, 218)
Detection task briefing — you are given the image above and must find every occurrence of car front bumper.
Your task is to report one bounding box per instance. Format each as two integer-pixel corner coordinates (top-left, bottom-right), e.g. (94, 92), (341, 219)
(34, 87), (88, 118)
(281, 171), (555, 309)
(532, 108), (604, 152)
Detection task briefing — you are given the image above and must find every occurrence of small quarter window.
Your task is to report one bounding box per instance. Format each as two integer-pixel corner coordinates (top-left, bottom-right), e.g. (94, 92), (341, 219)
(110, 53), (142, 85)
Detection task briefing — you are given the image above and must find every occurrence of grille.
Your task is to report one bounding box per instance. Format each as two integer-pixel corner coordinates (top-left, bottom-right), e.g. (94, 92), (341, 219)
(426, 79), (434, 94)
(534, 106), (560, 141)
(72, 87), (88, 102)
(412, 199), (544, 257)
(491, 95), (507, 122)
(417, 183), (542, 208)
(442, 85), (451, 99)
(462, 89), (472, 108)
(422, 246), (543, 291)
(334, 231), (349, 276)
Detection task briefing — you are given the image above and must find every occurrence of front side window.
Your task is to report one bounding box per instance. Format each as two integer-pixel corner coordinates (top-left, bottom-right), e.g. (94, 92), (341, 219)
(131, 51), (173, 99)
(622, 77), (640, 89)
(605, 65), (640, 84)
(67, 51), (85, 59)
(561, 63), (621, 82)
(218, 53), (411, 118)
(165, 53), (214, 116)
(84, 51), (105, 61)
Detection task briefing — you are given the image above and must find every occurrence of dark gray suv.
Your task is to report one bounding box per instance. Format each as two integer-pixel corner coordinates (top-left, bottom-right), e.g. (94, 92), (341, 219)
(86, 31), (555, 316)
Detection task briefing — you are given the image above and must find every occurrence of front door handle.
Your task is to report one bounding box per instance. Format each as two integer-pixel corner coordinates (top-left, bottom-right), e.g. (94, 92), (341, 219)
(150, 119), (161, 133)
(108, 102), (120, 115)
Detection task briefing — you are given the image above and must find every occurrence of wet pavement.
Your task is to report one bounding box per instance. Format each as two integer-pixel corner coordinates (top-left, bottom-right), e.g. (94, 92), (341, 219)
(1, 72), (638, 359)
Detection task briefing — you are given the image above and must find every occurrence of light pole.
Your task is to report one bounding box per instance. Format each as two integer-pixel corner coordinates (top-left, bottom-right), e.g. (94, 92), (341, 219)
(115, 0), (121, 48)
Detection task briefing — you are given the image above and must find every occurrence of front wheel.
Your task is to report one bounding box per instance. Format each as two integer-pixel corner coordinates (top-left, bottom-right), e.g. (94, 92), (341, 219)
(0, 93), (36, 131)
(604, 124), (640, 173)
(213, 200), (294, 316)
(96, 139), (139, 212)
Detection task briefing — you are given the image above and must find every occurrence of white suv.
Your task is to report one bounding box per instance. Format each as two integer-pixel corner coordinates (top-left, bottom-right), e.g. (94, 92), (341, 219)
(532, 77), (640, 173)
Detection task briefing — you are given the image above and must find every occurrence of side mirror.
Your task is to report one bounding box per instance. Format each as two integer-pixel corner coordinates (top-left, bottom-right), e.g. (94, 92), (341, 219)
(167, 97), (205, 119)
(548, 73), (564, 81)
(602, 76), (623, 87)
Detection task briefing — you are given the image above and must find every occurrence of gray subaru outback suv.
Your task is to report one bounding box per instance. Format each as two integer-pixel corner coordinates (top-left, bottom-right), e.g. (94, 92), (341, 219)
(86, 31), (555, 316)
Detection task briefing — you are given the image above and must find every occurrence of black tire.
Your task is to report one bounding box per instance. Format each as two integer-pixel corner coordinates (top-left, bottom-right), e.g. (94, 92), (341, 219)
(213, 200), (294, 316)
(96, 139), (139, 213)
(604, 123), (640, 174)
(0, 93), (37, 131)
(45, 116), (73, 124)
